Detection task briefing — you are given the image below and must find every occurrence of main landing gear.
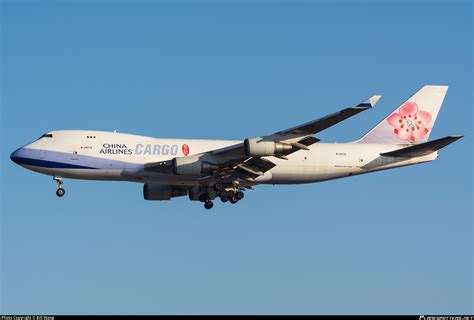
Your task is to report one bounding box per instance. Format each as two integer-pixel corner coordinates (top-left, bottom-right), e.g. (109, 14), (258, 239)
(220, 189), (244, 204)
(198, 192), (214, 210)
(200, 183), (246, 210)
(204, 200), (214, 210)
(54, 176), (65, 197)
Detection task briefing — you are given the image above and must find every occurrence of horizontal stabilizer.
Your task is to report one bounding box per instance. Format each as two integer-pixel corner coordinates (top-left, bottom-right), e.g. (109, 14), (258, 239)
(380, 135), (463, 158)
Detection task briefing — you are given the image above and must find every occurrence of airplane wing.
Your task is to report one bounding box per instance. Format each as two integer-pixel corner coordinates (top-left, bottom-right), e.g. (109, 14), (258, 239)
(275, 95), (381, 135)
(144, 95), (381, 184)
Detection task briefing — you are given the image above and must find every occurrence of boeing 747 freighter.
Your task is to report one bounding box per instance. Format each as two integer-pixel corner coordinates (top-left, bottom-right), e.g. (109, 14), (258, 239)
(10, 85), (462, 209)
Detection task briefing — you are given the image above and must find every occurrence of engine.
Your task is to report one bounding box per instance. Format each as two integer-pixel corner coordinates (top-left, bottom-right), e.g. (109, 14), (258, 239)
(173, 156), (219, 175)
(143, 184), (187, 200)
(244, 137), (292, 157)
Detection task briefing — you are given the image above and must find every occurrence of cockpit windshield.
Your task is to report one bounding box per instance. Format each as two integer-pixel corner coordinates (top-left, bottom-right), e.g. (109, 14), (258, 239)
(39, 133), (53, 139)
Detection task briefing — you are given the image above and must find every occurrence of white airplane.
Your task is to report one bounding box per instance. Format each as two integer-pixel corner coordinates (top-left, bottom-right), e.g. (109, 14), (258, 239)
(11, 85), (462, 209)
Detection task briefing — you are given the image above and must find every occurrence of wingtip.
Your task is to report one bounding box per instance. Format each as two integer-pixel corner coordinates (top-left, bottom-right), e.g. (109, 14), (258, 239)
(358, 95), (381, 108)
(368, 95), (382, 107)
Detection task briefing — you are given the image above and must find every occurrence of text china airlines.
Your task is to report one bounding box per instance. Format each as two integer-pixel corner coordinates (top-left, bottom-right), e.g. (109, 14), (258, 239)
(99, 143), (189, 156)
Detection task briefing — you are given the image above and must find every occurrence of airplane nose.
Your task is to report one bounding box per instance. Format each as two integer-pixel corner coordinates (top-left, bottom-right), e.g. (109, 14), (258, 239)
(10, 148), (23, 165)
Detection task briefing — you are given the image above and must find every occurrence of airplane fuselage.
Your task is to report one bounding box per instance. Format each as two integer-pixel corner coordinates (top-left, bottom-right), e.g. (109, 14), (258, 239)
(10, 130), (437, 186)
(9, 86), (459, 209)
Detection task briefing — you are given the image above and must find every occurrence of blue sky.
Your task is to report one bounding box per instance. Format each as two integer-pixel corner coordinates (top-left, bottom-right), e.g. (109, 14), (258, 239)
(1, 0), (472, 314)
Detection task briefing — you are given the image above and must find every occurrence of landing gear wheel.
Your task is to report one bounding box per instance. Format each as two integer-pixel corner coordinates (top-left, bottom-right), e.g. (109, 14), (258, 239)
(236, 191), (244, 200)
(56, 188), (65, 197)
(213, 182), (223, 192)
(204, 200), (214, 210)
(220, 195), (228, 203)
(229, 196), (238, 204)
(227, 190), (235, 199)
(220, 189), (228, 198)
(199, 193), (210, 203)
(53, 176), (65, 198)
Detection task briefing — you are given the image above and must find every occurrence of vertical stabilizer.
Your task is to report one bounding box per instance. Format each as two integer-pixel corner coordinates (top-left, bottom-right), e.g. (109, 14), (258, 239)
(357, 85), (448, 144)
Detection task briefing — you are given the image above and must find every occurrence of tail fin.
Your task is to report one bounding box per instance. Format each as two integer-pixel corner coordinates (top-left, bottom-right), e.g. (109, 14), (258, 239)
(357, 85), (448, 144)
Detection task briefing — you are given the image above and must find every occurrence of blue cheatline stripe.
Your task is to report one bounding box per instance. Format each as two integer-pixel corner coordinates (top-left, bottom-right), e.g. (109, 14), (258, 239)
(11, 156), (97, 169)
(10, 148), (144, 170)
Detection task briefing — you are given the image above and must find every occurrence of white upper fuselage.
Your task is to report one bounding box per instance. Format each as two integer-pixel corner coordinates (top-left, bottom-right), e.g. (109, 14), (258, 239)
(10, 130), (437, 186)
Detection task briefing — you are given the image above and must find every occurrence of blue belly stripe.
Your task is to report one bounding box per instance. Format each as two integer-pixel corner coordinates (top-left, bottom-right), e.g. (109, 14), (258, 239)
(11, 156), (97, 169)
(10, 147), (145, 170)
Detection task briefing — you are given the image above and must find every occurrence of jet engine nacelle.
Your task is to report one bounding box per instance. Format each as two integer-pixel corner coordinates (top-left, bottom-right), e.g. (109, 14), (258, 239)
(143, 184), (188, 201)
(244, 137), (293, 157)
(173, 156), (219, 175)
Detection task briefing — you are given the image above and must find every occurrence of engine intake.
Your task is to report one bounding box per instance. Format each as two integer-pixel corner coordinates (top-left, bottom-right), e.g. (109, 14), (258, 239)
(143, 184), (187, 201)
(244, 137), (293, 157)
(173, 156), (219, 175)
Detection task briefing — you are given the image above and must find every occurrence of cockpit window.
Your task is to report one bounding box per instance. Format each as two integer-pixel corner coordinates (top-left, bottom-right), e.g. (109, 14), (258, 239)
(39, 133), (53, 139)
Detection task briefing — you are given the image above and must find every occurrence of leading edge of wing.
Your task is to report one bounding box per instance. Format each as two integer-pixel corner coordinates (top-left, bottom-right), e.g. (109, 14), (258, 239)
(275, 95), (381, 136)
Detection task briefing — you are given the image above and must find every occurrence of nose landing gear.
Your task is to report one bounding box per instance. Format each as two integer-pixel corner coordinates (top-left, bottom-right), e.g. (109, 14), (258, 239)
(56, 188), (65, 197)
(53, 176), (65, 197)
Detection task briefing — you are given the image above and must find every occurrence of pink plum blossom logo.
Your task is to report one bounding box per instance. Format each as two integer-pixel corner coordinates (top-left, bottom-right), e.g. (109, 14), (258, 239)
(182, 144), (190, 156)
(386, 102), (432, 143)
